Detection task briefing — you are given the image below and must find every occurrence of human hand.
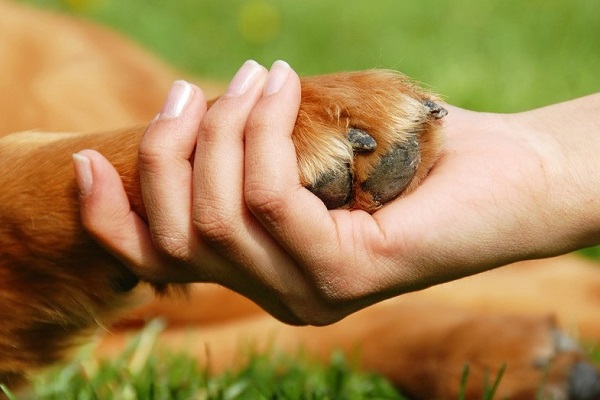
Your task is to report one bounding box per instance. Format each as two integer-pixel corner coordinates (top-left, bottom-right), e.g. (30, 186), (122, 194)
(75, 58), (600, 324)
(75, 60), (351, 324)
(233, 94), (600, 310)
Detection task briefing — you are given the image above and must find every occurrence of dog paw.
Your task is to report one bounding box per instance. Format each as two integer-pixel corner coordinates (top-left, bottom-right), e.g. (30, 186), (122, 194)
(371, 312), (600, 399)
(293, 70), (445, 212)
(438, 319), (600, 400)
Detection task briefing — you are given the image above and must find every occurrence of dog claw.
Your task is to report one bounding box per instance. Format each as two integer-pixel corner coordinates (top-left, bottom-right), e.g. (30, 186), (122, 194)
(424, 99), (448, 119)
(348, 128), (377, 152)
(360, 136), (420, 205)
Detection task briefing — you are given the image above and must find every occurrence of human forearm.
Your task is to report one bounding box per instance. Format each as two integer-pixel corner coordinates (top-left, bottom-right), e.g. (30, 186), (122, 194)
(74, 71), (600, 324)
(513, 93), (600, 254)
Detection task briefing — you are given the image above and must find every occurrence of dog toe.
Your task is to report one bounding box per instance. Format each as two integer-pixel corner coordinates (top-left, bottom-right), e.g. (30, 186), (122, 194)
(306, 164), (353, 209)
(347, 128), (377, 152)
(424, 99), (448, 119)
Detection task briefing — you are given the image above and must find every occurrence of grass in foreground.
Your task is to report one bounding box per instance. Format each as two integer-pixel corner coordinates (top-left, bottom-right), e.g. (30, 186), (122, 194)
(4, 321), (405, 399)
(2, 320), (552, 399)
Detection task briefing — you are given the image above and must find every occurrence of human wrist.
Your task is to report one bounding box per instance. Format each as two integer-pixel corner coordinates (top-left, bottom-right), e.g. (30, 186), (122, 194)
(512, 96), (600, 253)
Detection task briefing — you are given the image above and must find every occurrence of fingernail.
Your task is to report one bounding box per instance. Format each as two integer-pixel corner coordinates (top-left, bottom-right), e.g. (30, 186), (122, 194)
(225, 60), (264, 97)
(73, 153), (93, 196)
(264, 60), (291, 96)
(159, 80), (193, 119)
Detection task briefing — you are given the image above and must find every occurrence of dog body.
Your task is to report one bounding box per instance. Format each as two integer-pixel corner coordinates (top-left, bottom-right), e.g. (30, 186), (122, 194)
(2, 1), (600, 398)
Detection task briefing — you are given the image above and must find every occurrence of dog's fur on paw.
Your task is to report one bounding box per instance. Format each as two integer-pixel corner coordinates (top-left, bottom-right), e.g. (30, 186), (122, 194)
(293, 70), (445, 212)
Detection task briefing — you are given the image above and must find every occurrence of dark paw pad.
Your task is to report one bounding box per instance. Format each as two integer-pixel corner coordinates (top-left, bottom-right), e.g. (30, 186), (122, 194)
(306, 165), (352, 209)
(307, 129), (377, 209)
(360, 136), (420, 205)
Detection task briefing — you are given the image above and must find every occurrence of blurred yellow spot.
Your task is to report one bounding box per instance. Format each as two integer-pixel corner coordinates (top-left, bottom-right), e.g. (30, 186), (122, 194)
(63, 0), (104, 12)
(237, 0), (282, 44)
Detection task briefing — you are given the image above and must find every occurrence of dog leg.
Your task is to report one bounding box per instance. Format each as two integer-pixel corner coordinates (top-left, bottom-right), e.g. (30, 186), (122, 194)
(0, 70), (442, 388)
(100, 292), (600, 400)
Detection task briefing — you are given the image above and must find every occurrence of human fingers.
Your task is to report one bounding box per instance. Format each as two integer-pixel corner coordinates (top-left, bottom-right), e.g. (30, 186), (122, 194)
(243, 60), (328, 240)
(193, 61), (358, 324)
(193, 60), (267, 265)
(192, 62), (311, 307)
(73, 149), (192, 282)
(76, 80), (210, 283)
(241, 61), (391, 307)
(73, 147), (304, 323)
(136, 80), (207, 267)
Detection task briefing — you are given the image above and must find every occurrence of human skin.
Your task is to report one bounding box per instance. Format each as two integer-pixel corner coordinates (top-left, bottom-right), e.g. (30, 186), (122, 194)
(73, 60), (600, 325)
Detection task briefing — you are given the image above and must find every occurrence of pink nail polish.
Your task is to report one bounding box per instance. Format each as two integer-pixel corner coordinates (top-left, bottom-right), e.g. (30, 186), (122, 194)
(72, 153), (93, 196)
(159, 80), (193, 119)
(225, 60), (264, 97)
(264, 60), (291, 95)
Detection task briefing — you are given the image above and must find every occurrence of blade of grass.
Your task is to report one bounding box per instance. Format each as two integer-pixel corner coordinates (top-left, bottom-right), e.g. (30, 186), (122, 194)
(458, 363), (470, 400)
(0, 384), (17, 400)
(484, 363), (507, 400)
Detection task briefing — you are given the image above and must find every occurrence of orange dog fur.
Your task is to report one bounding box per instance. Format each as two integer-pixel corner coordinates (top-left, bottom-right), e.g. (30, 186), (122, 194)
(1, 2), (600, 399)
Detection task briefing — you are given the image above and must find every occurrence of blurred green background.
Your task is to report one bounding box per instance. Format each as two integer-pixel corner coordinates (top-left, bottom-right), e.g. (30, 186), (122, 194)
(20, 0), (600, 112)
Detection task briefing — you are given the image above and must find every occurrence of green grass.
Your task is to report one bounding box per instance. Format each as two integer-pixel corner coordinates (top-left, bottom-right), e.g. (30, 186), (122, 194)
(2, 321), (520, 399)
(4, 320), (405, 399)
(1, 319), (571, 399)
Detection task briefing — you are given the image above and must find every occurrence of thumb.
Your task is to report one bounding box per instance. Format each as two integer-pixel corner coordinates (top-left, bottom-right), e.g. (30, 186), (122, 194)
(73, 149), (183, 283)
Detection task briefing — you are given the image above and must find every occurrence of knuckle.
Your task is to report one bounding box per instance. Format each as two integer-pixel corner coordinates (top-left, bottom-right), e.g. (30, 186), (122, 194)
(193, 206), (238, 250)
(314, 282), (348, 307)
(245, 186), (287, 220)
(312, 272), (363, 307)
(149, 230), (190, 262)
(196, 218), (234, 247)
(199, 101), (246, 144)
(81, 205), (127, 243)
(245, 115), (273, 136)
(137, 145), (165, 175)
(198, 115), (230, 142)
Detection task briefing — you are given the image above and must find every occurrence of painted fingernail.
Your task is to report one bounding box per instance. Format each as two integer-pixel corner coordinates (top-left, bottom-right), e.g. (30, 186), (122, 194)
(264, 60), (291, 95)
(159, 80), (193, 119)
(225, 60), (264, 97)
(73, 153), (93, 196)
